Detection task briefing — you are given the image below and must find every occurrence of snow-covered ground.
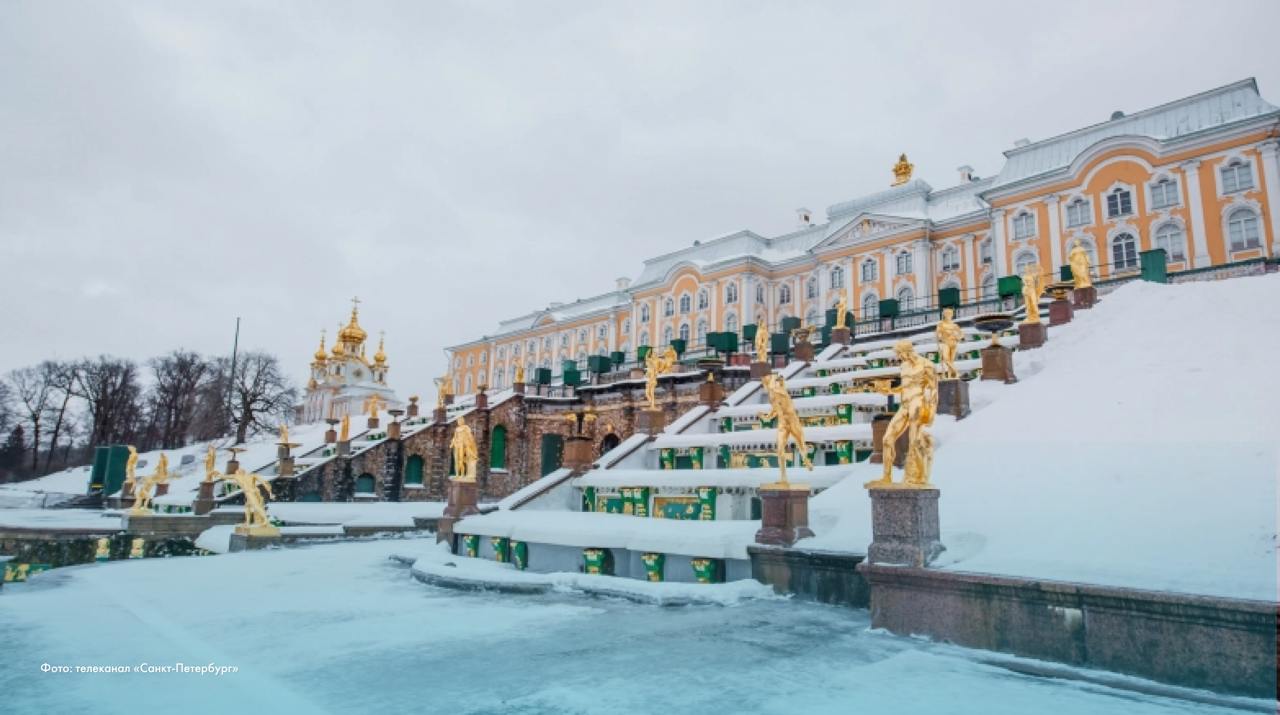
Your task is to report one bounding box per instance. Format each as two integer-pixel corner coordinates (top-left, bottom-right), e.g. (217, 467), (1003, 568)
(806, 274), (1280, 601)
(0, 539), (1260, 714)
(0, 508), (122, 531)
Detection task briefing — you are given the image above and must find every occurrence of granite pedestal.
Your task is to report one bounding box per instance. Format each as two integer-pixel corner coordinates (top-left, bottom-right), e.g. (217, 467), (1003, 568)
(367, 417), (380, 429)
(793, 341), (815, 362)
(1019, 321), (1047, 349)
(563, 436), (594, 472)
(336, 440), (351, 456)
(980, 344), (1017, 384)
(699, 378), (725, 408)
(829, 327), (851, 345)
(867, 487), (945, 567)
(193, 480), (216, 516)
(1072, 285), (1097, 309)
(754, 484), (815, 547)
(324, 428), (337, 444)
(228, 526), (283, 552)
(749, 361), (772, 379)
(636, 409), (666, 435)
(936, 379), (970, 419)
(437, 478), (480, 546)
(1048, 298), (1074, 326)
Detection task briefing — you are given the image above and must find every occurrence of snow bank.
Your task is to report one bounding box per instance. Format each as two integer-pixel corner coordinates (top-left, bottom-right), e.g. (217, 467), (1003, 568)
(805, 275), (1280, 601)
(0, 508), (121, 531)
(404, 546), (778, 605)
(455, 510), (760, 559)
(265, 501), (444, 527)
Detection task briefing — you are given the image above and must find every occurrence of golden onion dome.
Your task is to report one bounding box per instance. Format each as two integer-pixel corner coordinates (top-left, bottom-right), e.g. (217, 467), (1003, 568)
(313, 332), (328, 363)
(331, 324), (347, 356)
(338, 306), (367, 345)
(373, 333), (387, 365)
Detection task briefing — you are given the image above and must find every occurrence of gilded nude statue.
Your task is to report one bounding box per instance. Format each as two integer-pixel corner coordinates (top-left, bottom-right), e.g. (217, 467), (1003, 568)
(203, 444), (219, 482)
(1021, 265), (1046, 324)
(935, 307), (963, 380)
(754, 320), (769, 364)
(644, 346), (677, 410)
(450, 414), (478, 480)
(834, 293), (848, 330)
(1068, 240), (1093, 289)
(217, 468), (276, 533)
(865, 340), (938, 488)
(758, 373), (813, 484)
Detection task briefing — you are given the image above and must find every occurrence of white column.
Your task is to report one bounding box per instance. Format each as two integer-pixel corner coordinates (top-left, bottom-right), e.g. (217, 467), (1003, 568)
(1257, 140), (1280, 255)
(990, 209), (1009, 278)
(1182, 159), (1211, 267)
(962, 234), (976, 300)
(1045, 195), (1063, 272)
(880, 247), (894, 299)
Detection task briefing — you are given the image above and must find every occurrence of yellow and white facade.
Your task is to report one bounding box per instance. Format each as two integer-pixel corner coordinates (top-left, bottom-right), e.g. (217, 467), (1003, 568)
(447, 78), (1280, 395)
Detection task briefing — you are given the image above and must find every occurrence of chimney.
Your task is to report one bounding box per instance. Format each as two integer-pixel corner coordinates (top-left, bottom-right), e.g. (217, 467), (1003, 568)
(1013, 138), (1031, 148)
(616, 276), (631, 290)
(796, 207), (812, 227)
(956, 165), (975, 182)
(1110, 110), (1125, 121)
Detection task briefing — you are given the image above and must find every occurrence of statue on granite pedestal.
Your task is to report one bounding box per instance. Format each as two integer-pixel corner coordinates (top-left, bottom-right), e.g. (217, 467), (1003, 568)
(758, 374), (813, 484)
(515, 365), (525, 384)
(203, 445), (219, 482)
(129, 453), (168, 515)
(1021, 265), (1045, 324)
(339, 414), (350, 442)
(834, 294), (848, 330)
(865, 340), (938, 489)
(1069, 240), (1093, 289)
(217, 468), (276, 535)
(643, 346), (677, 410)
(123, 445), (139, 490)
(936, 308), (963, 380)
(450, 414), (478, 481)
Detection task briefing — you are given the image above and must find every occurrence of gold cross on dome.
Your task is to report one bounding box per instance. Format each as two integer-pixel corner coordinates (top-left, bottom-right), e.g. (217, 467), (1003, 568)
(351, 296), (361, 311)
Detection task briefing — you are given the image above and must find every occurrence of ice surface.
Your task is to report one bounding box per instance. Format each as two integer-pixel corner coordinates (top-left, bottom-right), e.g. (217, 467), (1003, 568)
(0, 540), (1258, 714)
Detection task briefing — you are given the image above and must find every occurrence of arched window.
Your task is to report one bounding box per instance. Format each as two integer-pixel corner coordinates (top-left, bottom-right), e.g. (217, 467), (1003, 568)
(895, 251), (912, 275)
(805, 277), (817, 299)
(778, 284), (792, 304)
(979, 239), (993, 265)
(830, 266), (844, 289)
(640, 304), (650, 323)
(1227, 208), (1261, 250)
(1154, 224), (1186, 261)
(355, 473), (376, 494)
(1013, 251), (1038, 276)
(464, 374), (473, 393)
(622, 319), (631, 334)
(560, 333), (569, 347)
(663, 326), (673, 345)
(1112, 233), (1138, 271)
(664, 298), (674, 317)
(1065, 198), (1091, 227)
(679, 293), (691, 314)
(578, 328), (588, 344)
(981, 273), (996, 300)
(679, 323), (690, 342)
(1221, 160), (1254, 194)
(404, 455), (424, 485)
(697, 290), (709, 310)
(1150, 178), (1180, 209)
(862, 259), (878, 281)
(492, 370), (503, 389)
(576, 349), (587, 364)
(1106, 188), (1133, 218)
(725, 283), (738, 304)
(896, 285), (914, 309)
(599, 433), (621, 456)
(940, 246), (959, 272)
(940, 278), (961, 293)
(755, 283), (764, 303)
(490, 425), (507, 470)
(696, 320), (707, 345)
(862, 293), (879, 318)
(597, 325), (607, 340)
(1012, 211), (1036, 240)
(725, 313), (738, 333)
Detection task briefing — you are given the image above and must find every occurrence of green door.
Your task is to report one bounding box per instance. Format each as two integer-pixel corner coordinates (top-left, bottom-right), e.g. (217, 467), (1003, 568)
(404, 455), (424, 485)
(540, 434), (564, 476)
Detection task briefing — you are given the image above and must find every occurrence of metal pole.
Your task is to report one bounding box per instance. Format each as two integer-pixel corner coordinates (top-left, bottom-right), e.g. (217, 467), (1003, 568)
(226, 317), (241, 437)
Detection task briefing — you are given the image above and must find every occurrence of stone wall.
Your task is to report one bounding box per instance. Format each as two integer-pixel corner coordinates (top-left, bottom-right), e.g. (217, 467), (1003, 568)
(858, 563), (1278, 698)
(748, 545), (869, 607)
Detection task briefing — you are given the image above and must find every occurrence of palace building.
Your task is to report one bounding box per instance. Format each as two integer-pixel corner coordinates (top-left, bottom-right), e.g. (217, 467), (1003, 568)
(445, 78), (1280, 396)
(298, 300), (402, 423)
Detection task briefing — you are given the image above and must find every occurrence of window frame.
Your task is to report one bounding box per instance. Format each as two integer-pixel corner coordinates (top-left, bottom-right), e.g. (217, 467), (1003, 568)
(1065, 198), (1092, 228)
(1012, 211), (1036, 240)
(1106, 188), (1133, 218)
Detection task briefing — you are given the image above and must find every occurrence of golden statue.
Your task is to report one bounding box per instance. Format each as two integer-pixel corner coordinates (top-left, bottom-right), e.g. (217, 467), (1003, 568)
(834, 294), (848, 330)
(865, 340), (938, 489)
(279, 423), (289, 444)
(753, 321), (769, 364)
(203, 444), (219, 482)
(515, 365), (525, 384)
(124, 445), (139, 488)
(216, 468), (277, 535)
(643, 346), (678, 410)
(129, 453), (168, 515)
(1021, 265), (1045, 324)
(936, 307), (963, 380)
(758, 374), (813, 484)
(1068, 240), (1093, 289)
(450, 414), (478, 480)
(339, 414), (350, 442)
(891, 153), (914, 186)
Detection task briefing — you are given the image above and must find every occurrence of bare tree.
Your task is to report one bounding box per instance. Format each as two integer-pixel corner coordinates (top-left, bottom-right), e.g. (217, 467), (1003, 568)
(74, 356), (143, 447)
(41, 361), (78, 472)
(0, 379), (12, 436)
(146, 350), (210, 449)
(228, 352), (296, 444)
(9, 365), (54, 471)
(190, 359), (232, 442)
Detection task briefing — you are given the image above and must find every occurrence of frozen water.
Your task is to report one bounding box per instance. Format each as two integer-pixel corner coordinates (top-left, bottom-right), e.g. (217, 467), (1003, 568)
(0, 540), (1257, 714)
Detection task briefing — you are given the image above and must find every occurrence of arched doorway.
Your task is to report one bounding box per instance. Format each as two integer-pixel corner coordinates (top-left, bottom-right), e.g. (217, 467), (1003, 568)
(355, 473), (376, 494)
(404, 455), (424, 486)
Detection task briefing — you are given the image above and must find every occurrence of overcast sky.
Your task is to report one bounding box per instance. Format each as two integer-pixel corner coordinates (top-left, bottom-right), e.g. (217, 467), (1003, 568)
(3, 0), (1278, 400)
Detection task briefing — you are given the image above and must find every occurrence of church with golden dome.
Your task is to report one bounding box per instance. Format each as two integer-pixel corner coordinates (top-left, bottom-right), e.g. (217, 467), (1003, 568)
(299, 298), (402, 423)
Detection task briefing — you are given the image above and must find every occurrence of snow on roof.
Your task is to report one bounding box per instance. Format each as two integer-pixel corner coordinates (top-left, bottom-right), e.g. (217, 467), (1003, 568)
(575, 465), (851, 490)
(990, 78), (1278, 192)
